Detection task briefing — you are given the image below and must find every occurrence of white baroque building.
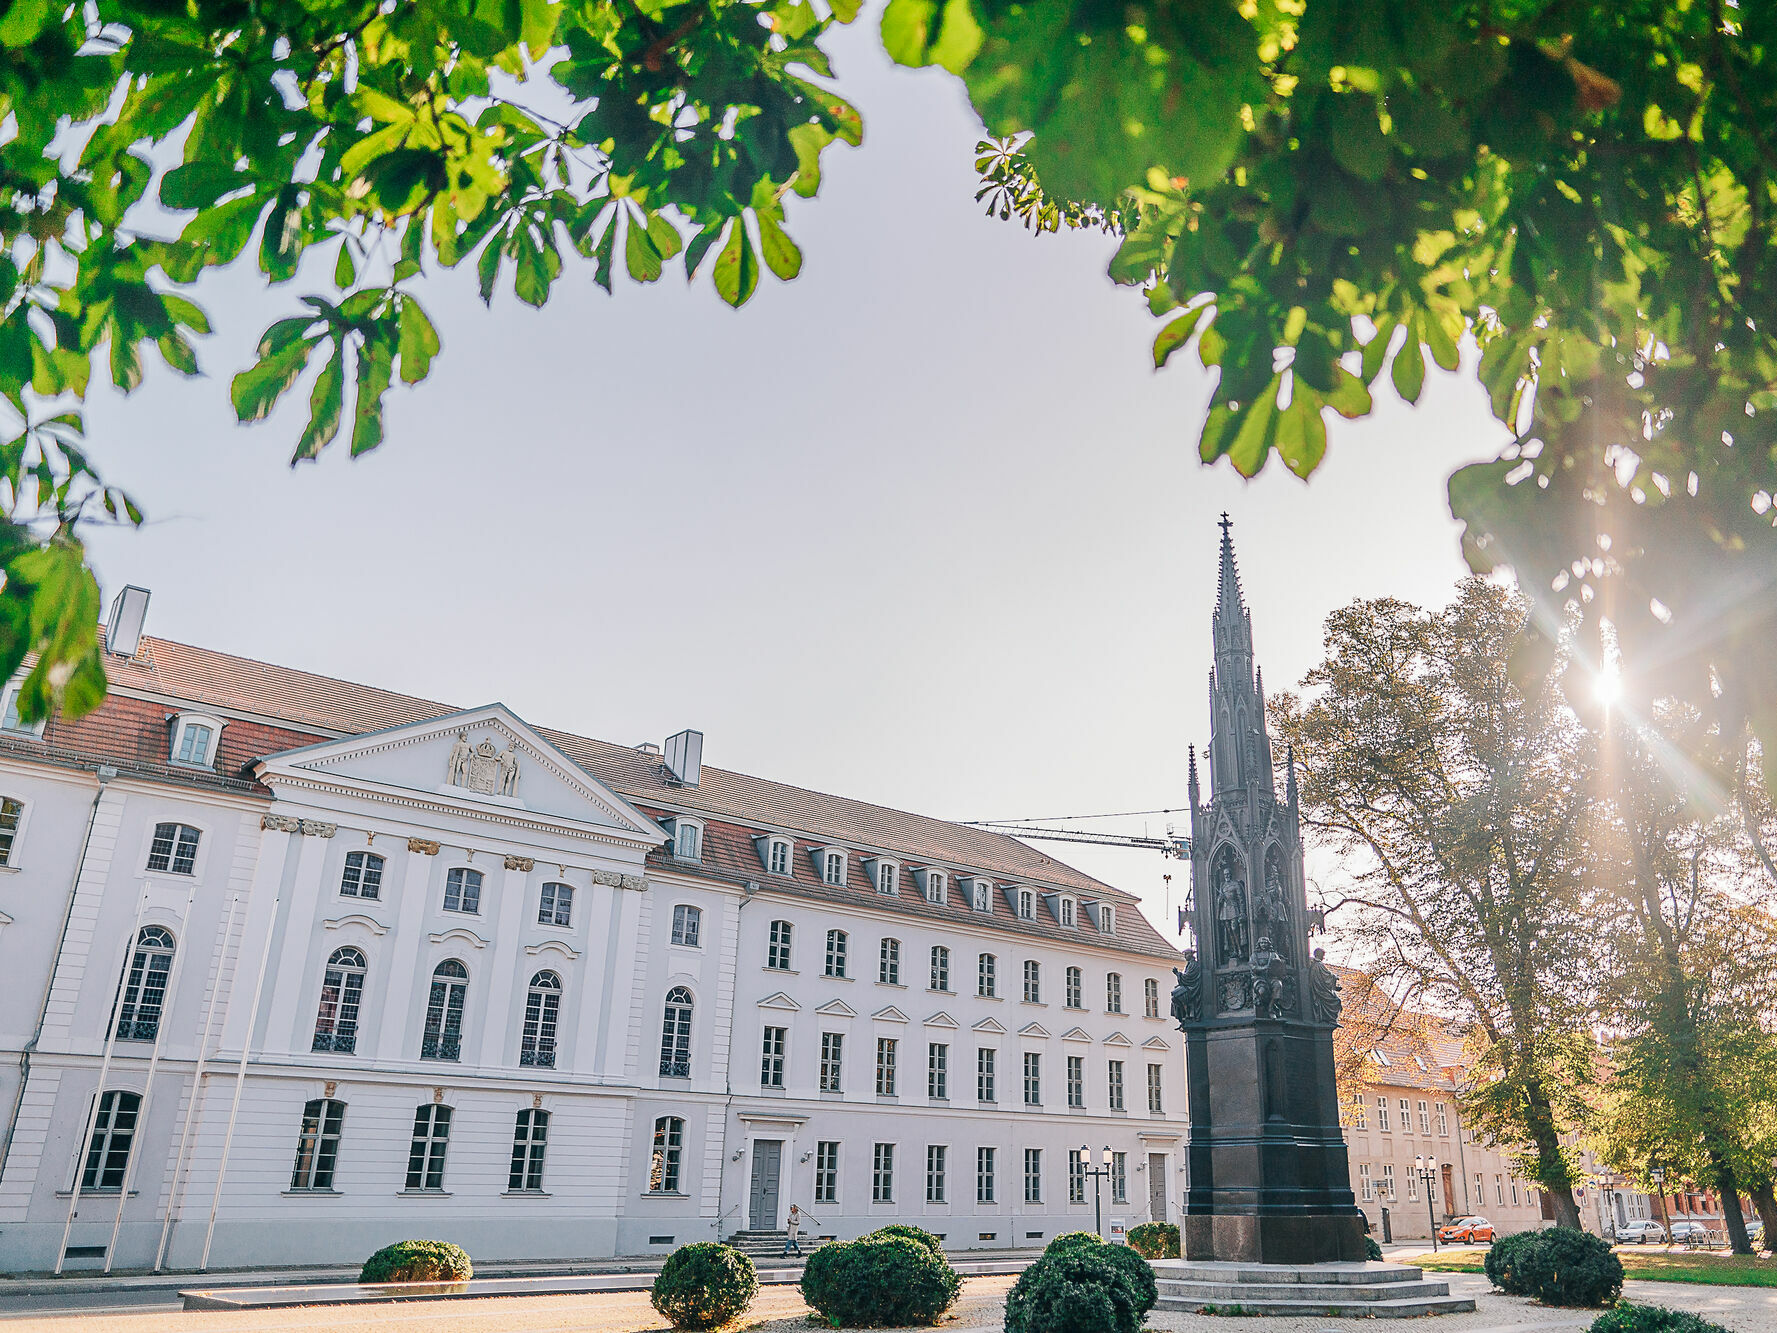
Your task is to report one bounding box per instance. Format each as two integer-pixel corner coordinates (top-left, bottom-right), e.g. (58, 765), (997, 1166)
(0, 596), (1187, 1272)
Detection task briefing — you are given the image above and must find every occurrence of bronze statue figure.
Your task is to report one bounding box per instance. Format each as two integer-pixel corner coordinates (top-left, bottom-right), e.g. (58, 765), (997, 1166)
(1308, 947), (1343, 1025)
(1171, 950), (1202, 1028)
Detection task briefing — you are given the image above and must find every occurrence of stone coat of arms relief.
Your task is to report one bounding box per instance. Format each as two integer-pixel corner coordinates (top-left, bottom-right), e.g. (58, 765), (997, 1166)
(447, 731), (521, 797)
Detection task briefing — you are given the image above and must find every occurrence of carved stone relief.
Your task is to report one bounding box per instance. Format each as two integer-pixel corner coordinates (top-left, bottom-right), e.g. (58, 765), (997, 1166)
(408, 837), (441, 855)
(448, 731), (521, 797)
(504, 855), (536, 872)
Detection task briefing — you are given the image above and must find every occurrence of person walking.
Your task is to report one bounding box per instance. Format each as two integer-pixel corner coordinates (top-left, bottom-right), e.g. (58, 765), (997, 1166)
(783, 1204), (803, 1256)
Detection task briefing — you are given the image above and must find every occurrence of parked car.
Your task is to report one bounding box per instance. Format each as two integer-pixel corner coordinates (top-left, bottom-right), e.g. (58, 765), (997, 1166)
(1613, 1220), (1667, 1244)
(1668, 1221), (1715, 1245)
(1438, 1216), (1495, 1243)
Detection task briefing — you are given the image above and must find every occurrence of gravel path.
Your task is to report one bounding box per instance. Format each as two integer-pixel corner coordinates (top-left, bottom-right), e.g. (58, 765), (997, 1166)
(8, 1269), (1777, 1333)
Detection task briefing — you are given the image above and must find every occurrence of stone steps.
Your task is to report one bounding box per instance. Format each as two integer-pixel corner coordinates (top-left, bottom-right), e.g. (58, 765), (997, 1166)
(722, 1231), (828, 1259)
(1151, 1260), (1476, 1318)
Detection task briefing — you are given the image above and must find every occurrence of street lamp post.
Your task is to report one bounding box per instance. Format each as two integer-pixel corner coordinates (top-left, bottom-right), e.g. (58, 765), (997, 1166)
(1414, 1155), (1440, 1252)
(1081, 1146), (1114, 1239)
(1651, 1168), (1670, 1246)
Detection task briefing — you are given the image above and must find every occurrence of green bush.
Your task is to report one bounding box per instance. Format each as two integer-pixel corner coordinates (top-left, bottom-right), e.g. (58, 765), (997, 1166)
(359, 1239), (473, 1284)
(651, 1243), (758, 1330)
(1589, 1303), (1732, 1333)
(800, 1234), (961, 1327)
(1005, 1234), (1159, 1333)
(1486, 1228), (1624, 1307)
(864, 1224), (945, 1257)
(1364, 1234), (1384, 1261)
(1127, 1222), (1180, 1260)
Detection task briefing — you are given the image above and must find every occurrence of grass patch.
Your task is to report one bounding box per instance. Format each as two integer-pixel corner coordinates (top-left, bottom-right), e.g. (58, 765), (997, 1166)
(1419, 1246), (1777, 1288)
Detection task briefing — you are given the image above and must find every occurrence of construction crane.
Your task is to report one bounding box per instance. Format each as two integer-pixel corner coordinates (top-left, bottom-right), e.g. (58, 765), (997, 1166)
(961, 821), (1190, 860)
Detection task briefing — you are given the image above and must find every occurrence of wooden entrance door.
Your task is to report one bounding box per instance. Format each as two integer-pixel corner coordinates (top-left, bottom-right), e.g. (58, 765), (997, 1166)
(749, 1140), (783, 1230)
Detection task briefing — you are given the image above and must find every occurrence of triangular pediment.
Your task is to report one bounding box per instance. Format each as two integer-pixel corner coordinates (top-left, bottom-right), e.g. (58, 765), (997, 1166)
(1060, 1026), (1092, 1043)
(1104, 1031), (1133, 1047)
(923, 1011), (959, 1028)
(971, 1017), (1006, 1035)
(255, 705), (663, 843)
(872, 1005), (909, 1023)
(758, 992), (801, 1012)
(814, 998), (857, 1018)
(1141, 1035), (1172, 1051)
(1019, 1021), (1051, 1039)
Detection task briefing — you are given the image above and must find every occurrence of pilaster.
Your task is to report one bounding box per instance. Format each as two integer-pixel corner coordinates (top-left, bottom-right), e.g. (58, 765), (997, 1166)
(374, 841), (439, 1063)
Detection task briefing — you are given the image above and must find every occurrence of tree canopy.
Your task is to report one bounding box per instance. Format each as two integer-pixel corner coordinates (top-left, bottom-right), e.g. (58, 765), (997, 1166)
(1, 0), (1773, 750)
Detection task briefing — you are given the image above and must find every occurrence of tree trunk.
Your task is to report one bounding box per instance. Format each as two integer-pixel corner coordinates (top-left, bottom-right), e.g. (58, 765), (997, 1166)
(1714, 1159), (1753, 1255)
(1750, 1181), (1777, 1253)
(1547, 1185), (1583, 1230)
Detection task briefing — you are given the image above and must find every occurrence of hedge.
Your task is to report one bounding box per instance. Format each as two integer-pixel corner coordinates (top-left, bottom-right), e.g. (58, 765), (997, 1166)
(800, 1234), (961, 1327)
(1589, 1304), (1732, 1333)
(1127, 1222), (1180, 1260)
(1365, 1234), (1384, 1261)
(651, 1243), (758, 1330)
(1485, 1228), (1624, 1307)
(359, 1239), (473, 1284)
(1005, 1233), (1158, 1333)
(865, 1224), (945, 1257)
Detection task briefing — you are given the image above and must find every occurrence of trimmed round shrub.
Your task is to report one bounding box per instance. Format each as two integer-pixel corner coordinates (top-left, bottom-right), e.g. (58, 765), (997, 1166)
(1127, 1222), (1180, 1260)
(359, 1239), (472, 1284)
(1364, 1234), (1384, 1262)
(1589, 1303), (1732, 1333)
(1005, 1237), (1159, 1333)
(1046, 1230), (1105, 1254)
(865, 1223), (945, 1257)
(1487, 1228), (1624, 1307)
(651, 1243), (758, 1330)
(800, 1234), (961, 1327)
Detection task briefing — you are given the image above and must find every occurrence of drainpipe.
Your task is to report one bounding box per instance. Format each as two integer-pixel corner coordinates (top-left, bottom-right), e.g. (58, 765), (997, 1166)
(0, 766), (115, 1186)
(712, 881), (758, 1242)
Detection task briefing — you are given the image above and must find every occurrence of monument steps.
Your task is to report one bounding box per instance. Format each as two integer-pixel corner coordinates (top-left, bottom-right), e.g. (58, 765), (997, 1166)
(1151, 1261), (1477, 1318)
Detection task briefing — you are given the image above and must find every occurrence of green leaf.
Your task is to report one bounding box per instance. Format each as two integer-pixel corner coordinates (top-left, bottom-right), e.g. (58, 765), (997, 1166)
(293, 343), (345, 462)
(756, 214), (803, 280)
(881, 0), (983, 73)
(335, 240), (357, 289)
(711, 220), (759, 307)
(1392, 335), (1426, 403)
(828, 0), (861, 22)
(684, 221), (727, 280)
(351, 335), (394, 456)
(0, 0), (52, 48)
(397, 297), (439, 383)
(232, 335), (319, 423)
(788, 122), (832, 199)
(1153, 305), (1207, 368)
(1361, 314), (1398, 384)
(625, 213), (666, 283)
(520, 0), (560, 57)
(1423, 312), (1461, 372)
(1276, 389), (1328, 479)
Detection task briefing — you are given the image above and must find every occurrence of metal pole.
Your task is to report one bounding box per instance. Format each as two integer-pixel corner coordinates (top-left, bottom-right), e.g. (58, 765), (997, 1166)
(1095, 1171), (1103, 1238)
(199, 896), (278, 1272)
(54, 883), (151, 1275)
(154, 894), (236, 1273)
(104, 879), (197, 1272)
(1424, 1171), (1438, 1251)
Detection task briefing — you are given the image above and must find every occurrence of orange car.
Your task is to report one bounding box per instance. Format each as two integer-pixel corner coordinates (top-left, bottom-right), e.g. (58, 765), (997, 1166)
(1438, 1216), (1496, 1244)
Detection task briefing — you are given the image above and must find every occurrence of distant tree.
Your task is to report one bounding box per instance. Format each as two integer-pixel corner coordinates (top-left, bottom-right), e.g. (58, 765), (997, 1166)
(1273, 578), (1597, 1226)
(1589, 709), (1777, 1255)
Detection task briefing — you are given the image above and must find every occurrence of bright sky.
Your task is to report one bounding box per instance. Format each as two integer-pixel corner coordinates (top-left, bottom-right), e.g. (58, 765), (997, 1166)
(80, 17), (1509, 943)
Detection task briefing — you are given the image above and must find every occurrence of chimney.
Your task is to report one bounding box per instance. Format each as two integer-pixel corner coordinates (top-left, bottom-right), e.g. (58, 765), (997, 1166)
(664, 729), (703, 787)
(105, 586), (150, 658)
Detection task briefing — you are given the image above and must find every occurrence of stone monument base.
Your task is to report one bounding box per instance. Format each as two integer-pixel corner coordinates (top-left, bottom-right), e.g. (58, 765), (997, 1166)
(1185, 1212), (1369, 1265)
(1150, 1258), (1477, 1317)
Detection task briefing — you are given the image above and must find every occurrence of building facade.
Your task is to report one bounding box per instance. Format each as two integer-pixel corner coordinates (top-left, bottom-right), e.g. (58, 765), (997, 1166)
(0, 600), (1188, 1274)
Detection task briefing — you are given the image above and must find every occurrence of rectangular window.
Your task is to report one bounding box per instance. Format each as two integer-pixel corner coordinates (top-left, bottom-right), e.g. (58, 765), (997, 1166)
(674, 822), (701, 861)
(1106, 973), (1123, 1013)
(1147, 1063), (1163, 1114)
(1144, 978), (1160, 1019)
(443, 867), (481, 914)
(1066, 1056), (1084, 1108)
(973, 881), (991, 912)
(1436, 1103), (1448, 1136)
(670, 904), (701, 947)
(538, 881), (573, 927)
(175, 722), (213, 765)
(1065, 967), (1082, 1009)
(815, 1141), (839, 1204)
(1353, 1098), (1368, 1130)
(820, 1032), (844, 1093)
(1407, 1166), (1419, 1200)
(290, 1098), (345, 1191)
(978, 954), (996, 998)
(1359, 1163), (1373, 1200)
(878, 863), (898, 894)
(977, 1048), (996, 1103)
(928, 1043), (949, 1100)
(824, 851), (846, 885)
(1024, 1148), (1042, 1203)
(1108, 1060), (1125, 1112)
(926, 1145), (947, 1203)
(508, 1109), (548, 1191)
(340, 851), (382, 900)
(873, 1143), (895, 1202)
(146, 822), (200, 875)
(405, 1104), (452, 1191)
(1382, 1163), (1397, 1200)
(761, 1026), (786, 1087)
(977, 1146), (996, 1203)
(767, 920), (793, 970)
(1418, 1100), (1431, 1134)
(1024, 1052), (1042, 1106)
(879, 938), (900, 985)
(876, 1037), (898, 1096)
(1400, 1098), (1412, 1130)
(1376, 1096), (1390, 1131)
(1496, 1174), (1505, 1205)
(1023, 960), (1041, 1004)
(650, 1116), (684, 1193)
(1019, 889), (1035, 919)
(925, 873), (946, 904)
(1111, 1151), (1128, 1204)
(769, 839), (790, 875)
(1068, 1149), (1086, 1203)
(825, 931), (848, 978)
(1512, 1180), (1520, 1206)
(930, 946), (950, 991)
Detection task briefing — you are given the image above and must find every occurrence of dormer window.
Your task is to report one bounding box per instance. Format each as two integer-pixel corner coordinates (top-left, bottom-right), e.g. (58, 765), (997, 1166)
(769, 838), (790, 876)
(1099, 905), (1116, 934)
(1372, 1048), (1391, 1068)
(169, 712), (223, 768)
(925, 872), (946, 905)
(671, 819), (703, 862)
(818, 848), (847, 886)
(0, 678), (44, 736)
(1058, 897), (1076, 927)
(1017, 889), (1036, 921)
(971, 880), (992, 913)
(868, 859), (900, 895)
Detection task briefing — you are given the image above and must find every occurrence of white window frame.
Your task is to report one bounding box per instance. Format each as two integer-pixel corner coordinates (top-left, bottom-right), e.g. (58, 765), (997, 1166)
(871, 859), (900, 895)
(766, 919), (794, 971)
(0, 793), (30, 869)
(819, 848), (848, 886)
(670, 903), (702, 948)
(671, 818), (703, 863)
(0, 677), (44, 737)
(169, 712), (224, 769)
(971, 879), (992, 913)
(1058, 896), (1075, 927)
(1017, 889), (1035, 920)
(930, 945), (950, 992)
(1099, 904), (1117, 934)
(144, 820), (204, 876)
(924, 871), (946, 904)
(768, 838), (791, 876)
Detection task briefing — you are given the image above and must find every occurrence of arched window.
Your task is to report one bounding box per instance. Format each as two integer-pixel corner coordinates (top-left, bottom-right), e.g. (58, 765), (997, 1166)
(659, 986), (693, 1078)
(170, 712), (223, 767)
(443, 867), (482, 914)
(80, 1090), (141, 1190)
(879, 937), (900, 985)
(312, 946), (366, 1053)
(671, 904), (701, 947)
(340, 851), (383, 900)
(650, 1115), (685, 1193)
(421, 960), (468, 1061)
(146, 822), (200, 875)
(538, 881), (573, 927)
(824, 929), (848, 978)
(290, 1098), (346, 1190)
(115, 925), (176, 1041)
(0, 795), (23, 866)
(521, 970), (561, 1068)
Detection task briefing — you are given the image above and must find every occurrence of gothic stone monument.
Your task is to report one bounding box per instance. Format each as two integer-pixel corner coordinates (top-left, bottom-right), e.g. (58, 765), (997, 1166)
(1170, 518), (1367, 1264)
